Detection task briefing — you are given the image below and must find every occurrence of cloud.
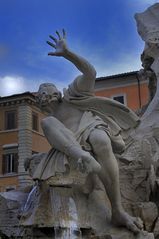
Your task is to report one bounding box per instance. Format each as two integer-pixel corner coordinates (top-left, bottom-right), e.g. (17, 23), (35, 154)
(0, 52), (142, 97)
(94, 52), (142, 77)
(0, 76), (27, 96)
(0, 33), (145, 97)
(0, 75), (68, 97)
(139, 0), (158, 3)
(131, 0), (158, 5)
(72, 41), (143, 77)
(128, 0), (159, 10)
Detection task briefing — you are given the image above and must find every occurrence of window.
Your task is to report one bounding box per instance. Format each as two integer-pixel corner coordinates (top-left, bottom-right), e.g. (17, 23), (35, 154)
(112, 94), (126, 105)
(6, 186), (16, 192)
(2, 153), (18, 174)
(5, 111), (17, 130)
(32, 112), (39, 131)
(32, 151), (38, 154)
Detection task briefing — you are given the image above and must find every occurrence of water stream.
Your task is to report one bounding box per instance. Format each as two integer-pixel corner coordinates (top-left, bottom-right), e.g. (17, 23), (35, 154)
(23, 185), (37, 211)
(50, 188), (82, 239)
(21, 186), (82, 238)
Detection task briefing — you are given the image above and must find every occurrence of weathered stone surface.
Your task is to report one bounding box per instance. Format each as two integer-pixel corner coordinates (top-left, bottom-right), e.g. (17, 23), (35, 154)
(0, 188), (155, 239)
(90, 230), (154, 239)
(132, 202), (158, 232)
(153, 217), (159, 238)
(0, 191), (28, 238)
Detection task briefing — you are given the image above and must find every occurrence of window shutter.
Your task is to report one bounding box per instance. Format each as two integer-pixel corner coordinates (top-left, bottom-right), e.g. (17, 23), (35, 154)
(2, 155), (7, 174)
(5, 111), (17, 130)
(14, 153), (18, 173)
(32, 112), (39, 131)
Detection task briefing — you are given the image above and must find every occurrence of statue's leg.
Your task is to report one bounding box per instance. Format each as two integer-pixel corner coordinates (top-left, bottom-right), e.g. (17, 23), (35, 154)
(89, 128), (143, 233)
(41, 116), (101, 173)
(41, 116), (80, 152)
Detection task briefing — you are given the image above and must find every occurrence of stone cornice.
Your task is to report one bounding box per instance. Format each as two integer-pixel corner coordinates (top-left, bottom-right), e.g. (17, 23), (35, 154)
(0, 92), (40, 108)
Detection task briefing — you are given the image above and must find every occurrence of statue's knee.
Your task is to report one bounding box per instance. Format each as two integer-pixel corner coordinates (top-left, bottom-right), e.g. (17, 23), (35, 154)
(111, 135), (125, 154)
(89, 130), (112, 154)
(41, 116), (52, 131)
(99, 135), (111, 150)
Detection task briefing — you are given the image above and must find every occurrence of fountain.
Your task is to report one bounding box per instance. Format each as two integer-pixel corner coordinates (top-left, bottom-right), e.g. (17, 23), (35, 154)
(1, 3), (159, 239)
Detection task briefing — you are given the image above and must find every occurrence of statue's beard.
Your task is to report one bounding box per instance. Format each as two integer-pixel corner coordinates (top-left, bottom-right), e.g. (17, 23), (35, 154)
(40, 97), (58, 106)
(36, 94), (62, 113)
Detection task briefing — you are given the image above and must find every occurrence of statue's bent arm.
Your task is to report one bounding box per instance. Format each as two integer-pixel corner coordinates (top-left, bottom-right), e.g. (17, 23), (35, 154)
(64, 50), (96, 93)
(47, 30), (96, 93)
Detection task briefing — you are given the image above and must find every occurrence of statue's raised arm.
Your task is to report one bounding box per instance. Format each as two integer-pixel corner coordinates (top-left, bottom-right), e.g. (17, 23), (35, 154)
(47, 29), (96, 92)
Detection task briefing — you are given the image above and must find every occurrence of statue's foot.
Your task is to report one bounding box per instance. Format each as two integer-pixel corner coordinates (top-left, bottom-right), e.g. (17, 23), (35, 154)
(112, 210), (143, 234)
(77, 152), (101, 174)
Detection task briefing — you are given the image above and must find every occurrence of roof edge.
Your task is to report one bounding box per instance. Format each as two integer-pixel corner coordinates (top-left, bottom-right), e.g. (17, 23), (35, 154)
(96, 70), (139, 81)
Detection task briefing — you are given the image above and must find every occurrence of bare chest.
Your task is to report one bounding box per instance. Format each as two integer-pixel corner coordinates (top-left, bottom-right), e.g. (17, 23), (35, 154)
(53, 102), (84, 132)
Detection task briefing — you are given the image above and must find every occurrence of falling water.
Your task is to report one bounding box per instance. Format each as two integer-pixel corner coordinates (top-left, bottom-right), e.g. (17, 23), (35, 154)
(16, 186), (38, 238)
(22, 185), (37, 213)
(50, 188), (82, 239)
(54, 227), (82, 239)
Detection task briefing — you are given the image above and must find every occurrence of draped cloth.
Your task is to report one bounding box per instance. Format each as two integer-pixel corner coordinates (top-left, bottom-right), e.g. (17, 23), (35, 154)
(63, 79), (140, 136)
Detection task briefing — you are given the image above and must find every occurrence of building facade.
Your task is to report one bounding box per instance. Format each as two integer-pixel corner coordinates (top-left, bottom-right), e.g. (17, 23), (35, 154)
(0, 92), (50, 192)
(95, 71), (149, 111)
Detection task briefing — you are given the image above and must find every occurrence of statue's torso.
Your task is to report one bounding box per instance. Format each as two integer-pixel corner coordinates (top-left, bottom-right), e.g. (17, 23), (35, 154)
(52, 100), (84, 133)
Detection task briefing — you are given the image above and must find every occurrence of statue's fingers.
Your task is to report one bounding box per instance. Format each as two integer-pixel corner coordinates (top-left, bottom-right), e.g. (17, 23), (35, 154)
(49, 35), (57, 43)
(127, 222), (140, 234)
(56, 31), (61, 40)
(63, 29), (66, 39)
(48, 52), (56, 56)
(46, 41), (56, 48)
(133, 217), (143, 230)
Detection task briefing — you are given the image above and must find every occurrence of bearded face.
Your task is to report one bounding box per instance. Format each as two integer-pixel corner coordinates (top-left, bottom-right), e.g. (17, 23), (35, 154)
(36, 83), (62, 109)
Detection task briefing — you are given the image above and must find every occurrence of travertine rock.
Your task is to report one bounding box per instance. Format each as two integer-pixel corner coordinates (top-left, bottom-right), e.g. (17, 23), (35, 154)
(0, 191), (27, 238)
(153, 217), (159, 238)
(91, 230), (154, 239)
(132, 202), (158, 232)
(135, 3), (159, 44)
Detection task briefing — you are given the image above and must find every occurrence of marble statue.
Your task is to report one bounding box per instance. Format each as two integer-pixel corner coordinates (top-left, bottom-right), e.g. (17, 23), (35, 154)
(1, 4), (159, 238)
(31, 29), (143, 233)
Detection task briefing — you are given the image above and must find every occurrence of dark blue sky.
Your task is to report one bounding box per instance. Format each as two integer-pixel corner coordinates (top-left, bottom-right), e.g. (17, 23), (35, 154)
(0, 0), (158, 96)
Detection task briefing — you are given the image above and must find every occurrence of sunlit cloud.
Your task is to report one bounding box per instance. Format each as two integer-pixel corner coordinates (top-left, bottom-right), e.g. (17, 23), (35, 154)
(0, 76), (26, 96)
(0, 75), (68, 97)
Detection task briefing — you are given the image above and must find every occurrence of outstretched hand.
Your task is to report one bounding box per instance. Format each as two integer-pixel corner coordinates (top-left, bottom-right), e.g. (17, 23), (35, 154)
(47, 29), (68, 56)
